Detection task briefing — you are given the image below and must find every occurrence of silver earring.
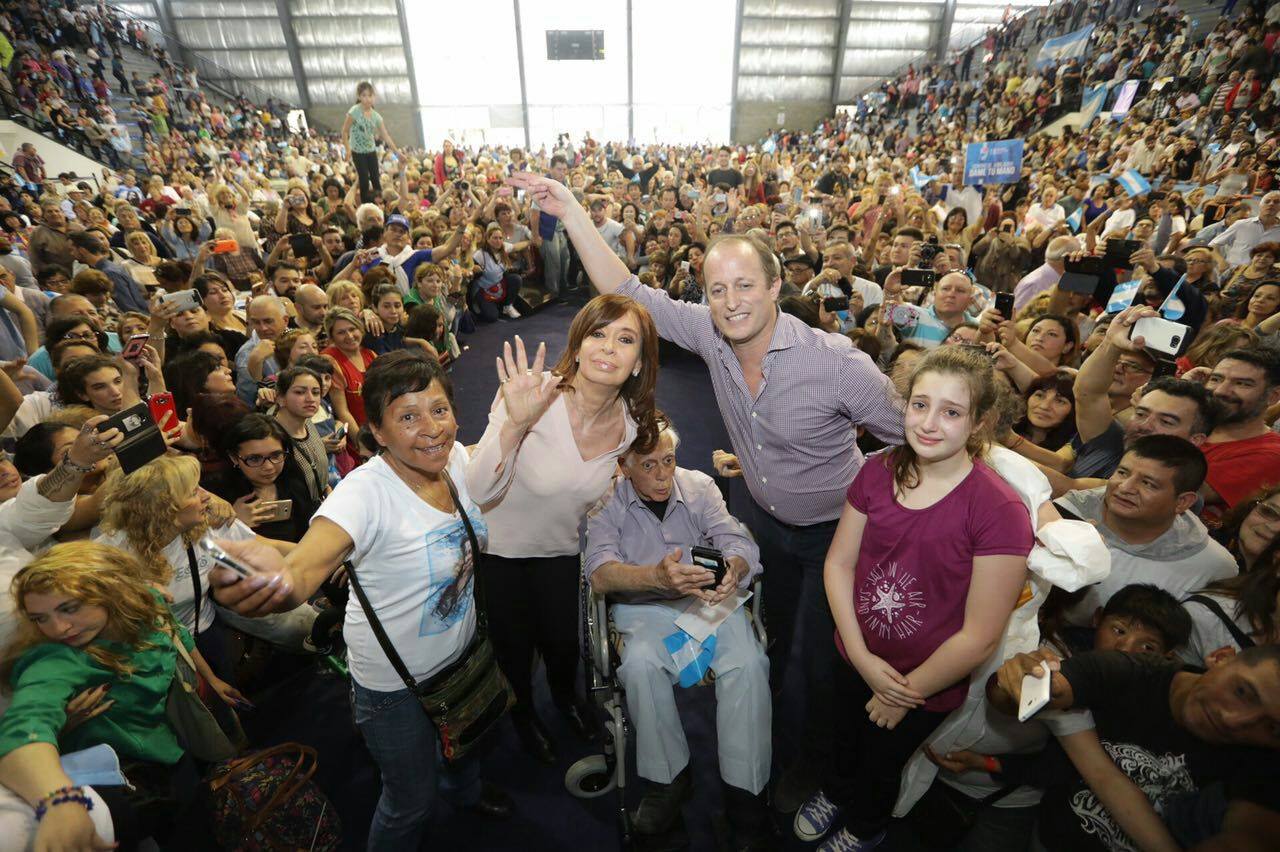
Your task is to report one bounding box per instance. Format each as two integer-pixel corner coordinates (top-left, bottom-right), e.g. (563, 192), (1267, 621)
(632, 366), (640, 377)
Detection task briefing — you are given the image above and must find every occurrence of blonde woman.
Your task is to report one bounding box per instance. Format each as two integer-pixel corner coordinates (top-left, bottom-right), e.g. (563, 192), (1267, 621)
(94, 455), (304, 675)
(0, 541), (236, 852)
(122, 230), (160, 288)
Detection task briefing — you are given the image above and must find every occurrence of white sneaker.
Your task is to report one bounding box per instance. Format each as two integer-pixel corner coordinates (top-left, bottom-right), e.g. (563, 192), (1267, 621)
(794, 789), (840, 841)
(502, 305), (522, 319)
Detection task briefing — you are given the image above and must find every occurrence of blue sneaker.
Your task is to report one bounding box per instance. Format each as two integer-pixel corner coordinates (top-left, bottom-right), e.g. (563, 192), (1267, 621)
(817, 827), (886, 852)
(793, 789), (841, 841)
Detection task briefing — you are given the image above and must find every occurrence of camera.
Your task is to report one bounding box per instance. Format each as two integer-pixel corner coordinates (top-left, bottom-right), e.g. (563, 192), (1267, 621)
(457, 180), (469, 191)
(901, 268), (936, 288)
(918, 235), (941, 265)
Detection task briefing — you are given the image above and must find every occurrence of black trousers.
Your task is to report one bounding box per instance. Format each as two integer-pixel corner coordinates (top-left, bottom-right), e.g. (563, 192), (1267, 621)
(481, 553), (581, 712)
(826, 662), (948, 837)
(353, 150), (380, 204)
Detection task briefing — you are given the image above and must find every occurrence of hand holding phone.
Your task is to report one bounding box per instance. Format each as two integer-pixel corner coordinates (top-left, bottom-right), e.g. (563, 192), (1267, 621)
(994, 292), (1015, 320)
(1018, 669), (1052, 721)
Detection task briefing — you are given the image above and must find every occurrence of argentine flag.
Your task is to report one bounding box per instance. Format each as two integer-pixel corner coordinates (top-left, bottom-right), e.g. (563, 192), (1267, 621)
(663, 629), (717, 688)
(1066, 206), (1083, 233)
(1116, 169), (1152, 198)
(1158, 274), (1187, 321)
(1107, 277), (1142, 314)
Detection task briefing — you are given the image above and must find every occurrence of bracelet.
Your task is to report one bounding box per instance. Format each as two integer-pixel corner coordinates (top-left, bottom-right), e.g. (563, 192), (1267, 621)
(60, 449), (97, 473)
(34, 785), (93, 821)
(983, 755), (1000, 774)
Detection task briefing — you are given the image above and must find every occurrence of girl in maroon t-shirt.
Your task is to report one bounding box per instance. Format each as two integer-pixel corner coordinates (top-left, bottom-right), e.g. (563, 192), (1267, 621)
(797, 346), (1034, 851)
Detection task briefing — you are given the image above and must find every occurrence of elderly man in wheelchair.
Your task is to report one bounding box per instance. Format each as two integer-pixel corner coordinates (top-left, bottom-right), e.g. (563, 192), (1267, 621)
(583, 416), (772, 850)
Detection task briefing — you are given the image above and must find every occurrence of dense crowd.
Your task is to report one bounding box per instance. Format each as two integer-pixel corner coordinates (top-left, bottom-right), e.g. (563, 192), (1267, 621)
(0, 0), (1276, 850)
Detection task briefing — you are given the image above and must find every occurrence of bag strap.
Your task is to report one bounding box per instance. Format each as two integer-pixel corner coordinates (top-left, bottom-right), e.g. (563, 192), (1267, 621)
(168, 626), (200, 676)
(1186, 594), (1256, 649)
(186, 544), (201, 640)
(441, 470), (487, 633)
(978, 784), (1019, 807)
(345, 469), (482, 695)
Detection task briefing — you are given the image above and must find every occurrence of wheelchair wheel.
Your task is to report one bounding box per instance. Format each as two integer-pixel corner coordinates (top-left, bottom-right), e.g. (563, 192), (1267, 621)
(564, 754), (617, 798)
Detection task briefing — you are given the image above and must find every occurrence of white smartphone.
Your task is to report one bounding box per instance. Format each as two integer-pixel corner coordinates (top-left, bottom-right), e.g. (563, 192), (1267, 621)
(1018, 669), (1053, 722)
(1132, 316), (1190, 356)
(159, 288), (202, 313)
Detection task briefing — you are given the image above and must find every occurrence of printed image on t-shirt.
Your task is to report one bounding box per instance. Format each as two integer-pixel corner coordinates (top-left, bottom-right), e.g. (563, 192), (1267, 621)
(419, 515), (487, 637)
(1069, 739), (1195, 852)
(856, 561), (927, 640)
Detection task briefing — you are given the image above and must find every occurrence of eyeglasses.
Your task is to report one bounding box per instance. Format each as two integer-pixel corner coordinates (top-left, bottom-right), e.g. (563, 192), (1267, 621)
(1252, 500), (1280, 524)
(1116, 359), (1153, 374)
(63, 331), (98, 341)
(236, 450), (286, 468)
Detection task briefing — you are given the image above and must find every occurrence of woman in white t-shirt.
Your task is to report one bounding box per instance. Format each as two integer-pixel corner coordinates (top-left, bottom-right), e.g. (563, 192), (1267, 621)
(466, 295), (660, 765)
(208, 350), (511, 850)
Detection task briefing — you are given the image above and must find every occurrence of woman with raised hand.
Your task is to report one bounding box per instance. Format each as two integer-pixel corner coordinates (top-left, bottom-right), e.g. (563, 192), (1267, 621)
(466, 295), (660, 764)
(207, 351), (512, 850)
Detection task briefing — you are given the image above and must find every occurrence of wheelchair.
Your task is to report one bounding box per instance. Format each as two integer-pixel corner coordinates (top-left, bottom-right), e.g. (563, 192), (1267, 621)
(564, 564), (766, 850)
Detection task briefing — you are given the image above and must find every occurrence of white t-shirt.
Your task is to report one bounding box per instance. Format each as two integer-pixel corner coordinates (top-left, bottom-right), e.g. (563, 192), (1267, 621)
(94, 519), (255, 634)
(316, 446), (486, 691)
(597, 218), (625, 258)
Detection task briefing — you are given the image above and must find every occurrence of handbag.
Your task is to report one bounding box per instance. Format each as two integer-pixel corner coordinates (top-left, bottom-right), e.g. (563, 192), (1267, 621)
(907, 778), (1019, 849)
(1185, 594), (1256, 649)
(164, 631), (246, 763)
(207, 743), (341, 852)
(346, 471), (515, 762)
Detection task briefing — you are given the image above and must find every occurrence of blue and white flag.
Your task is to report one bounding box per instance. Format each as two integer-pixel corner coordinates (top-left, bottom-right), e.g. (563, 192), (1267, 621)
(1036, 24), (1095, 69)
(1090, 174), (1111, 187)
(664, 629), (717, 688)
(1158, 274), (1187, 321)
(1107, 277), (1142, 314)
(1066, 206), (1083, 233)
(1080, 83), (1110, 125)
(1116, 169), (1152, 198)
(909, 166), (937, 190)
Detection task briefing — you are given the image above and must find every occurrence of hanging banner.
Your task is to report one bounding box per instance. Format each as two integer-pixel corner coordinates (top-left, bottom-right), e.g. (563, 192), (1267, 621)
(1036, 24), (1095, 69)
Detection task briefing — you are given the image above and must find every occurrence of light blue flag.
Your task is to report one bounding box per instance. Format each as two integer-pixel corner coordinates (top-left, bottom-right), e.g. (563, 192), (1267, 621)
(909, 166), (937, 190)
(1158, 274), (1187, 321)
(1116, 169), (1152, 198)
(1036, 24), (1095, 69)
(1090, 174), (1111, 187)
(1107, 277), (1142, 314)
(1066, 206), (1083, 233)
(663, 629), (717, 688)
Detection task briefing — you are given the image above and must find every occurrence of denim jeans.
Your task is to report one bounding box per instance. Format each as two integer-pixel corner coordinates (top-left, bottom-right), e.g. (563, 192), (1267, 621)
(351, 681), (481, 852)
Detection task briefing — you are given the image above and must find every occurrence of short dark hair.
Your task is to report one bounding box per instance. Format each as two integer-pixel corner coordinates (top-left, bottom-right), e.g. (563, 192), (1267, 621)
(1142, 377), (1217, 436)
(68, 231), (104, 253)
(894, 227), (924, 241)
(1217, 347), (1280, 388)
(1101, 583), (1192, 651)
(550, 154), (568, 169)
(14, 422), (74, 477)
(361, 350), (454, 439)
(294, 353), (335, 377)
(1125, 434), (1208, 494)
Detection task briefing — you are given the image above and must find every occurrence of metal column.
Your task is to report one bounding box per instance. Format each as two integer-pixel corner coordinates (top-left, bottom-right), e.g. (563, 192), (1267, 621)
(393, 0), (423, 146)
(272, 0), (310, 109)
(728, 0), (746, 142)
(626, 0), (634, 145)
(830, 0), (853, 104)
(512, 0), (532, 151)
(936, 0), (958, 61)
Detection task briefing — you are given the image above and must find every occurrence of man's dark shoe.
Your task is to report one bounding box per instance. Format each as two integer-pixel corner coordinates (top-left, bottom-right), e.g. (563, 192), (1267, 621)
(725, 783), (779, 851)
(631, 768), (693, 835)
(464, 782), (514, 819)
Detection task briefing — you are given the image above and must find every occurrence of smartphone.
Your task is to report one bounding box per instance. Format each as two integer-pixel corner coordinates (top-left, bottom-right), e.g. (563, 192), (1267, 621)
(688, 189), (701, 201)
(289, 233), (317, 260)
(121, 333), (149, 360)
(1132, 316), (1190, 356)
(714, 193), (727, 205)
(332, 422), (348, 442)
(1058, 272), (1101, 295)
(96, 402), (166, 474)
(901, 268), (937, 288)
(1105, 238), (1145, 269)
(146, 391), (177, 428)
(200, 533), (258, 579)
(159, 289), (202, 312)
(773, 203), (790, 213)
(257, 499), (293, 521)
(792, 186), (803, 203)
(1151, 356), (1179, 379)
(823, 296), (850, 312)
(212, 239), (238, 254)
(1064, 255), (1104, 275)
(1018, 669), (1053, 722)
(994, 292), (1015, 319)
(680, 261), (690, 274)
(691, 545), (727, 589)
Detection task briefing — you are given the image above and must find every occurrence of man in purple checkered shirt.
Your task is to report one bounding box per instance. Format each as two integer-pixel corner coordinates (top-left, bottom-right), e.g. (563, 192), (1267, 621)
(510, 172), (905, 811)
